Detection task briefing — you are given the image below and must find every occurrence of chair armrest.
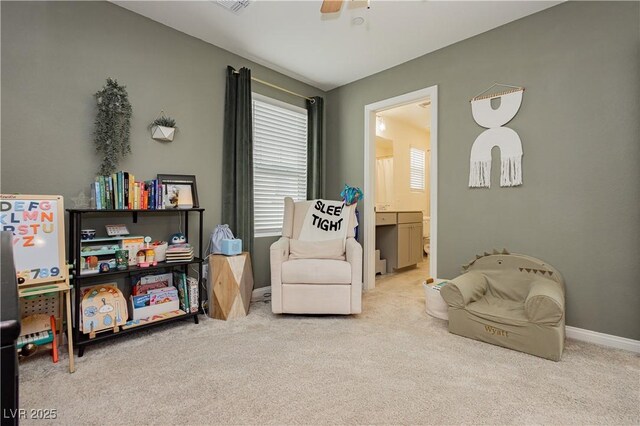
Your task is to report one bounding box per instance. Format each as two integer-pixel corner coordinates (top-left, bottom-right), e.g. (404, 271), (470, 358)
(525, 279), (564, 324)
(345, 237), (363, 314)
(270, 237), (290, 261)
(345, 237), (362, 282)
(440, 272), (488, 308)
(270, 237), (290, 314)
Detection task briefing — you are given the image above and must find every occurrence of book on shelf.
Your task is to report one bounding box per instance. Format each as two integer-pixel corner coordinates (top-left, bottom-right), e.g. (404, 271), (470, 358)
(148, 286), (179, 305)
(132, 272), (172, 296)
(108, 175), (114, 209)
(89, 171), (168, 210)
(173, 271), (190, 313)
(116, 173), (120, 209)
(94, 180), (101, 210)
(187, 276), (199, 313)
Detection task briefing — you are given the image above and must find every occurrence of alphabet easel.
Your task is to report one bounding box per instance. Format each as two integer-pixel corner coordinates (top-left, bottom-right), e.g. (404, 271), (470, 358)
(1, 194), (75, 373)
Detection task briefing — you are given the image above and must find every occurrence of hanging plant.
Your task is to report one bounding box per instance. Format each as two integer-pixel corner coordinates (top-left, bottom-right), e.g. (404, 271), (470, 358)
(93, 78), (132, 175)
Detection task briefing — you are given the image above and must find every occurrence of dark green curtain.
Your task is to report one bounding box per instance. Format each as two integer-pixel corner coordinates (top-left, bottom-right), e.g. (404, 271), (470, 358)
(306, 96), (324, 200)
(221, 66), (254, 255)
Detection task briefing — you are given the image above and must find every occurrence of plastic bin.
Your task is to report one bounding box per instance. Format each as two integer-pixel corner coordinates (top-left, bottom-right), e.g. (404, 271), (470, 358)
(423, 280), (449, 320)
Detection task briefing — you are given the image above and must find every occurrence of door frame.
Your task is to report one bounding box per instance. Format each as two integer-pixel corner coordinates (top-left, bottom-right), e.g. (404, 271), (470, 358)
(363, 85), (438, 290)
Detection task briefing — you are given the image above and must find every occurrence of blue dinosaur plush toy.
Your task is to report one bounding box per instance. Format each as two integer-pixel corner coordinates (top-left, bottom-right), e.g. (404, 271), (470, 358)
(340, 184), (363, 206)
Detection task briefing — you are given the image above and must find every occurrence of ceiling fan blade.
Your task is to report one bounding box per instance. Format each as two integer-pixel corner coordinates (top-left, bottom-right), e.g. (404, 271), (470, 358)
(320, 0), (343, 14)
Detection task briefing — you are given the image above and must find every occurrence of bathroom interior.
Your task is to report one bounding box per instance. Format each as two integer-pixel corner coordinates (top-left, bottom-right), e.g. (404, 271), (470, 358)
(374, 99), (431, 280)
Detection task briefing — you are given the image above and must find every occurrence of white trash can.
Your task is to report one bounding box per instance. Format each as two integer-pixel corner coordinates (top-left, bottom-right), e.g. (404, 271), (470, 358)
(423, 280), (449, 320)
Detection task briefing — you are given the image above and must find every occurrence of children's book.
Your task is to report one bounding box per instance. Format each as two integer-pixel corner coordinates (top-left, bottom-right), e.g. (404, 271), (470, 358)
(148, 286), (178, 305)
(128, 173), (135, 209)
(132, 272), (172, 295)
(94, 179), (102, 210)
(173, 271), (189, 312)
(187, 277), (199, 313)
(132, 293), (151, 309)
(123, 172), (129, 210)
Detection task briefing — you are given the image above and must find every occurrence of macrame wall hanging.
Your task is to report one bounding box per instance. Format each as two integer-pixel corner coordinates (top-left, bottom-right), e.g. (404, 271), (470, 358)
(469, 83), (525, 188)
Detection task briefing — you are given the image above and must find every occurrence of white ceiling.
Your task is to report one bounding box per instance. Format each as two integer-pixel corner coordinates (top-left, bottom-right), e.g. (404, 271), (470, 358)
(113, 1), (560, 91)
(379, 101), (431, 131)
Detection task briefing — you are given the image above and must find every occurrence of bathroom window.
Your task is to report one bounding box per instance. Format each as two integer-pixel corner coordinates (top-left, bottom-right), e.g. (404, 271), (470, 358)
(252, 93), (308, 237)
(409, 147), (425, 191)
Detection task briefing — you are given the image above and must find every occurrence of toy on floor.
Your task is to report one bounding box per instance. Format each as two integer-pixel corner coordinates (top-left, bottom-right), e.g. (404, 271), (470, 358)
(17, 314), (58, 363)
(440, 249), (566, 361)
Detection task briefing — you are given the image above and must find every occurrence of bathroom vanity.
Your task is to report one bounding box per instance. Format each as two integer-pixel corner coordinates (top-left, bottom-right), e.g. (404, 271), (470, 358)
(375, 211), (423, 272)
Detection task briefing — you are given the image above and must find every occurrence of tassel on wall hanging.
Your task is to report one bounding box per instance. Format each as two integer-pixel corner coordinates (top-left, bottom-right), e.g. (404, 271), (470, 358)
(469, 83), (524, 188)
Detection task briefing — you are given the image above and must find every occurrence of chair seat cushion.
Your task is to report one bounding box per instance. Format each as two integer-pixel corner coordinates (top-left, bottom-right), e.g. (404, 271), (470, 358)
(282, 259), (351, 284)
(289, 238), (345, 260)
(466, 296), (528, 326)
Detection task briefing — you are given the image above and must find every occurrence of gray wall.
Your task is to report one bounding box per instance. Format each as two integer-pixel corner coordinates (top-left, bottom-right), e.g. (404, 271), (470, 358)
(326, 2), (640, 339)
(1, 1), (325, 288)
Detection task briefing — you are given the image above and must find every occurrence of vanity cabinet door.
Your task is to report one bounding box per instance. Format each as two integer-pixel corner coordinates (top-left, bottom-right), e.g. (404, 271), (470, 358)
(397, 224), (412, 268)
(410, 223), (423, 265)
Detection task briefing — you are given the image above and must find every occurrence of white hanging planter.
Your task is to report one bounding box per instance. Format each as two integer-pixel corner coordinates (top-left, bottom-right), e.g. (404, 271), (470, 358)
(151, 125), (175, 142)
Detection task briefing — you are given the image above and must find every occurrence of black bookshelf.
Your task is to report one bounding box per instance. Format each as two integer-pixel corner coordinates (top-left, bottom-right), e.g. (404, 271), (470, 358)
(67, 208), (204, 357)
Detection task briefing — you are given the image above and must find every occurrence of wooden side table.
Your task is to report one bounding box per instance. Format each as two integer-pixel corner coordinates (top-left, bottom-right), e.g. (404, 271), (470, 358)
(209, 253), (254, 320)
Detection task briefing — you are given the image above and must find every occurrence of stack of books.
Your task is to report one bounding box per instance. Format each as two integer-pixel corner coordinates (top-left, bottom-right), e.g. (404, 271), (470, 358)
(91, 171), (167, 210)
(165, 244), (194, 263)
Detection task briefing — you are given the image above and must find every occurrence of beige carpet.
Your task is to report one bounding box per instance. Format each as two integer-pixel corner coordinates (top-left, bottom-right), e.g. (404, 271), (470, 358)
(20, 265), (640, 425)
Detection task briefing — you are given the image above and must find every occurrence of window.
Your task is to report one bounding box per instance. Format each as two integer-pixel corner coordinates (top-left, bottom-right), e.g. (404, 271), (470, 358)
(409, 147), (425, 191)
(252, 94), (308, 237)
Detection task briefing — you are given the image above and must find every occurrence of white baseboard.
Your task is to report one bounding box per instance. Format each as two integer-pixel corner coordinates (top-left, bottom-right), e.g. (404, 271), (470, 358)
(566, 326), (640, 353)
(252, 286), (271, 303)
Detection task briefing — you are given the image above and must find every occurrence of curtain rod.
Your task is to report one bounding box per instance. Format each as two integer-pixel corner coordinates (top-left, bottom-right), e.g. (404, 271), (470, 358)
(233, 70), (315, 103)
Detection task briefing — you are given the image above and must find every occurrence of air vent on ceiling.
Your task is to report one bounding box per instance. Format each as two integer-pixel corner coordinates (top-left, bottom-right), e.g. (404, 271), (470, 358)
(418, 100), (431, 109)
(215, 0), (251, 14)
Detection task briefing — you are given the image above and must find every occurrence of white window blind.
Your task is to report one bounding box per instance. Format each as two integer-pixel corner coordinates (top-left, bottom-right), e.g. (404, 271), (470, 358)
(410, 147), (425, 191)
(252, 94), (308, 237)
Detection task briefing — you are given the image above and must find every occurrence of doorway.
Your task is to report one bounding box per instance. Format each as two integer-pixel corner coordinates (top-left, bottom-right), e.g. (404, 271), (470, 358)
(363, 86), (438, 290)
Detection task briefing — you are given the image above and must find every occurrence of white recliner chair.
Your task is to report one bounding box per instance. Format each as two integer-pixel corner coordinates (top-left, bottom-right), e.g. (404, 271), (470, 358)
(270, 197), (362, 314)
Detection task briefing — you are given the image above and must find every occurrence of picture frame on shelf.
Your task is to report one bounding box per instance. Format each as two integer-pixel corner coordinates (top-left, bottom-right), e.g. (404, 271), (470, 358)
(157, 174), (199, 209)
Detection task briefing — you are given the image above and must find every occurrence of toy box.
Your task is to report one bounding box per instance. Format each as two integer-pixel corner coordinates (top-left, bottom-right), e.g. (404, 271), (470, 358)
(129, 286), (179, 320)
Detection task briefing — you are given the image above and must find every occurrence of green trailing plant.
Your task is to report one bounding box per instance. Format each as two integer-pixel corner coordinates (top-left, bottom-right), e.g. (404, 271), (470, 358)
(94, 78), (132, 175)
(150, 115), (177, 129)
